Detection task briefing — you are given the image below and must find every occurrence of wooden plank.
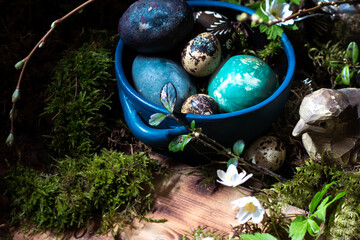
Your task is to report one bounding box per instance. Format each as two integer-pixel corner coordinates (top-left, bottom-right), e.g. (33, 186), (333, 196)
(12, 153), (304, 240)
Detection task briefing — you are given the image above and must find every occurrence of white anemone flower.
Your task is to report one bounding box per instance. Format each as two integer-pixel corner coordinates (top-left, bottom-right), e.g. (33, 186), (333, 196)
(201, 238), (214, 240)
(263, 0), (294, 26)
(217, 164), (253, 187)
(231, 196), (265, 224)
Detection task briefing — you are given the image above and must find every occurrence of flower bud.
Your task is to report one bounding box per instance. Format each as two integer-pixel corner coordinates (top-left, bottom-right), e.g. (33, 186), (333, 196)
(237, 12), (248, 22)
(6, 133), (14, 147)
(12, 89), (20, 103)
(251, 14), (260, 22)
(15, 59), (24, 70)
(51, 20), (57, 29)
(38, 42), (45, 48)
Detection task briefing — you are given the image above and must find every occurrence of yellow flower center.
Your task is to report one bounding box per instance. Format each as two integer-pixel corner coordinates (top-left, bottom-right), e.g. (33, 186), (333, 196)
(270, 9), (281, 19)
(245, 202), (256, 213)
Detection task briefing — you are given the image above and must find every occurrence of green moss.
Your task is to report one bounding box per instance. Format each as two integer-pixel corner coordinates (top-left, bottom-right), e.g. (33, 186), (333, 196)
(262, 159), (360, 239)
(42, 41), (115, 157)
(2, 149), (161, 235)
(326, 200), (360, 240)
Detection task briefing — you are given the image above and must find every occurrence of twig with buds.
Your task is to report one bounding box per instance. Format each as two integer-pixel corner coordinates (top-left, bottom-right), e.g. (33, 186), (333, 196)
(236, 0), (360, 27)
(7, 0), (96, 147)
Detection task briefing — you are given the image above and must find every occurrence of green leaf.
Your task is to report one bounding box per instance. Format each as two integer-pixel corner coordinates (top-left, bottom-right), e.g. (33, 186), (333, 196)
(168, 134), (192, 152)
(233, 139), (245, 156)
(290, 0), (301, 5)
(227, 158), (239, 168)
(313, 191), (347, 222)
(306, 218), (320, 236)
(340, 66), (350, 85)
(190, 120), (195, 130)
(346, 42), (359, 65)
(149, 113), (166, 127)
(259, 24), (284, 41)
(329, 60), (343, 68)
(160, 82), (177, 113)
(241, 232), (278, 240)
(289, 215), (308, 240)
(335, 73), (343, 84)
(309, 181), (336, 214)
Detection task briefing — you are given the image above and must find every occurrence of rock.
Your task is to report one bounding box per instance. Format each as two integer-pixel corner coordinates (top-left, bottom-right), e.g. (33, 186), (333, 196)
(181, 94), (220, 115)
(181, 32), (222, 77)
(207, 55), (279, 113)
(132, 55), (197, 112)
(244, 136), (286, 172)
(118, 0), (194, 53)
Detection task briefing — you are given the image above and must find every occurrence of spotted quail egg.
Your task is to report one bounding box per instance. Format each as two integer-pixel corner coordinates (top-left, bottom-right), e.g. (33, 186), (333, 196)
(181, 94), (220, 115)
(244, 136), (286, 172)
(193, 10), (237, 57)
(181, 32), (222, 77)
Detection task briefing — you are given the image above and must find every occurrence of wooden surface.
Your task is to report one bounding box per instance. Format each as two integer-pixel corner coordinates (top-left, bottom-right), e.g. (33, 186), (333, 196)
(13, 152), (304, 240)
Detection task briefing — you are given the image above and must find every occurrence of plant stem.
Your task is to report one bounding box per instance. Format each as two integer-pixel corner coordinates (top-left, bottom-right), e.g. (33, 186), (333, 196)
(8, 0), (96, 144)
(268, 0), (359, 26)
(167, 114), (287, 182)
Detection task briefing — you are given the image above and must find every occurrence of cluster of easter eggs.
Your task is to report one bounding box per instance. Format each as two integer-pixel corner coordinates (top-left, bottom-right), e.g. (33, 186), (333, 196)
(118, 0), (279, 115)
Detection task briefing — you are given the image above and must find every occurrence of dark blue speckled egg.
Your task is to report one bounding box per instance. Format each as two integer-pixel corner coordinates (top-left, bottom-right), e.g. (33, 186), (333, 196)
(118, 0), (194, 53)
(132, 55), (197, 111)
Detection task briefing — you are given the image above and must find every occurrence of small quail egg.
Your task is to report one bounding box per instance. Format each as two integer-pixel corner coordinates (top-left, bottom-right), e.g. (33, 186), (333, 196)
(181, 32), (222, 77)
(181, 94), (220, 115)
(193, 10), (237, 57)
(244, 136), (286, 172)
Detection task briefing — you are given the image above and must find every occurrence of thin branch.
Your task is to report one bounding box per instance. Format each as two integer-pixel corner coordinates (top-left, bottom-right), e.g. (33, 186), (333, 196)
(167, 114), (287, 182)
(8, 0), (96, 144)
(268, 0), (360, 26)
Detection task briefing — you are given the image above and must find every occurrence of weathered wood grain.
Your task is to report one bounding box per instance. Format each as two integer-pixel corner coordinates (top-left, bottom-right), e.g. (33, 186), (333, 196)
(12, 152), (304, 240)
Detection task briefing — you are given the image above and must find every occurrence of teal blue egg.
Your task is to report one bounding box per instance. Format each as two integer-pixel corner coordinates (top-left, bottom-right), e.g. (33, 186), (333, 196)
(207, 55), (279, 113)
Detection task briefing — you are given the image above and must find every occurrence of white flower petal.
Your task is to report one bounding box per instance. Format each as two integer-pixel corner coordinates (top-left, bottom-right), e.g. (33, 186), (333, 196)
(251, 208), (265, 223)
(217, 169), (226, 181)
(226, 164), (239, 176)
(265, 0), (271, 12)
(217, 179), (233, 187)
(236, 210), (253, 224)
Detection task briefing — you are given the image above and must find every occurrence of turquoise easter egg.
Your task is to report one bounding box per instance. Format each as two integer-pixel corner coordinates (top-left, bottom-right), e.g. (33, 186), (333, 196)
(208, 55), (278, 113)
(132, 55), (197, 112)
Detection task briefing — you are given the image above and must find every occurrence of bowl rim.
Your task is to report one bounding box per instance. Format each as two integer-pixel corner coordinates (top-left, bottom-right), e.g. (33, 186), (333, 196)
(115, 0), (296, 120)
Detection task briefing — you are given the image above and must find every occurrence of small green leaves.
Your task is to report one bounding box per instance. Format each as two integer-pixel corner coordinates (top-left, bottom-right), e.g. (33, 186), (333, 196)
(309, 181), (336, 214)
(329, 60), (342, 68)
(289, 215), (310, 240)
(168, 134), (192, 152)
(160, 82), (177, 113)
(190, 120), (195, 130)
(6, 133), (14, 147)
(340, 66), (350, 85)
(15, 59), (25, 70)
(149, 113), (166, 127)
(227, 157), (239, 168)
(240, 232), (278, 240)
(346, 42), (359, 66)
(289, 181), (347, 240)
(233, 139), (245, 156)
(12, 89), (20, 103)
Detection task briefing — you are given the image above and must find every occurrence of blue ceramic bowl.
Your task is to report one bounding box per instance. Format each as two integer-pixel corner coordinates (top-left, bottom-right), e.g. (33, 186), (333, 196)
(115, 1), (296, 148)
